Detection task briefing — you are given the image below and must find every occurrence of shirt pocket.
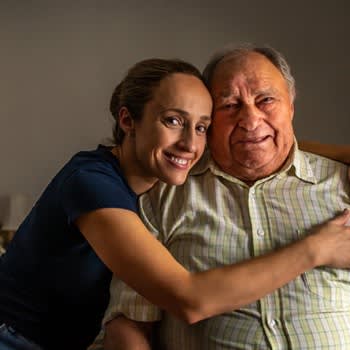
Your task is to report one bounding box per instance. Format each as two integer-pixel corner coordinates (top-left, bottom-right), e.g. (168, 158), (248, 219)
(302, 267), (350, 308)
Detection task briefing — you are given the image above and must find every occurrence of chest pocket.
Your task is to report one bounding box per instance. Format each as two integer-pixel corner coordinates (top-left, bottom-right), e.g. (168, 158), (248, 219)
(302, 267), (350, 308)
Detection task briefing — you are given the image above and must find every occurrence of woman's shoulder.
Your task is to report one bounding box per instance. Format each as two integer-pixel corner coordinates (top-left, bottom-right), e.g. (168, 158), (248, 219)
(59, 145), (123, 182)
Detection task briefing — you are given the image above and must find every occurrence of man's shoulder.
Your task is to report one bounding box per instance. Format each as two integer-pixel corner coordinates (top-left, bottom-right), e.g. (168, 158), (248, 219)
(298, 150), (349, 182)
(300, 150), (347, 168)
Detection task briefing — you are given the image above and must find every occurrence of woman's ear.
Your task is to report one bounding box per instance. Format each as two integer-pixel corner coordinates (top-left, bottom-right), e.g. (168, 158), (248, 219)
(118, 107), (135, 136)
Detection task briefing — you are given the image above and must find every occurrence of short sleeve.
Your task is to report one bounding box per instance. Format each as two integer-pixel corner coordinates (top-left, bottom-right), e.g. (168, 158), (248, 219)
(61, 168), (137, 224)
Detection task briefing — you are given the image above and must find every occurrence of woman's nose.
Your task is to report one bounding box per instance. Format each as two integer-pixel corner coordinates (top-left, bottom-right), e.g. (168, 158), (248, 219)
(178, 128), (197, 153)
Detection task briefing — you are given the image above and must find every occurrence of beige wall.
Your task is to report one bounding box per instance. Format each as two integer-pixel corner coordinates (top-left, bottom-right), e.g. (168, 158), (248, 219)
(0, 0), (349, 200)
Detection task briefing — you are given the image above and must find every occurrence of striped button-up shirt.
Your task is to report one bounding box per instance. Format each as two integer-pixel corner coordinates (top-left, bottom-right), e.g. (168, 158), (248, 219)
(103, 145), (350, 349)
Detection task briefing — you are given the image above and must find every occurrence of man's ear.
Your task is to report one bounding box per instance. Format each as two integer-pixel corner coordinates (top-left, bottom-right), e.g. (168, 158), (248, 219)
(118, 107), (135, 135)
(290, 103), (295, 121)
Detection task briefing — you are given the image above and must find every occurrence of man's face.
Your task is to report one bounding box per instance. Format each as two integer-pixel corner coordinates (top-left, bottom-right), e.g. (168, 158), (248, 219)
(208, 52), (295, 183)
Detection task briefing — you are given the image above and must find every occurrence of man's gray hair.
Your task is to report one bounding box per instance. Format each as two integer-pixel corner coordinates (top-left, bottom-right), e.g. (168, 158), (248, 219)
(202, 43), (296, 101)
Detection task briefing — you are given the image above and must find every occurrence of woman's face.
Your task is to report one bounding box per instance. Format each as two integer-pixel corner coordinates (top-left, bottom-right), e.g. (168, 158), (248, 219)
(132, 73), (212, 186)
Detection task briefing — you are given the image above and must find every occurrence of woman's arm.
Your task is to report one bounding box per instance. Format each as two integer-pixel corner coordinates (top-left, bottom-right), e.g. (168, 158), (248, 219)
(77, 208), (350, 324)
(299, 140), (350, 164)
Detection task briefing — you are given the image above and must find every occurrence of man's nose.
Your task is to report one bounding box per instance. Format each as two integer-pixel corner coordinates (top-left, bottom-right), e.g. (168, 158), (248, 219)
(237, 104), (263, 131)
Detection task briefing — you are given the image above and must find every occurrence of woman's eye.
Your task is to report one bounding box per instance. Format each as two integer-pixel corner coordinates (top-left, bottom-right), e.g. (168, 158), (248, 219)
(164, 117), (182, 127)
(196, 124), (208, 134)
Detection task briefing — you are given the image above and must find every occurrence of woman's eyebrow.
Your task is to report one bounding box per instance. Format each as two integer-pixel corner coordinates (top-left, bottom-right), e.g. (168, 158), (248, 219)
(159, 107), (188, 115)
(200, 115), (212, 122)
(159, 108), (212, 121)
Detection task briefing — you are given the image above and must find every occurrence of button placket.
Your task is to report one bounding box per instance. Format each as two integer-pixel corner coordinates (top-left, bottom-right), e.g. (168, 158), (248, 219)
(257, 228), (265, 237)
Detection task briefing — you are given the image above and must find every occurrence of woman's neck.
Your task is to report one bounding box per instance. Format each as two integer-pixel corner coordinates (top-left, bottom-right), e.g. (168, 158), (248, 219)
(111, 145), (158, 195)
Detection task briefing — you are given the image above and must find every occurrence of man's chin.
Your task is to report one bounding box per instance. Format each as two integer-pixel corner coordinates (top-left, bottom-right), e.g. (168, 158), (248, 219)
(238, 159), (270, 170)
(230, 156), (277, 181)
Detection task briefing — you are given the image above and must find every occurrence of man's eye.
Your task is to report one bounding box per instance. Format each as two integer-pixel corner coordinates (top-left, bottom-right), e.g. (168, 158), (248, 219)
(222, 102), (239, 110)
(260, 97), (274, 104)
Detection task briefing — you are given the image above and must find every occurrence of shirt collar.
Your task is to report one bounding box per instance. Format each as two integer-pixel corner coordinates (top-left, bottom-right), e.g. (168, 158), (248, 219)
(284, 140), (318, 184)
(189, 139), (318, 185)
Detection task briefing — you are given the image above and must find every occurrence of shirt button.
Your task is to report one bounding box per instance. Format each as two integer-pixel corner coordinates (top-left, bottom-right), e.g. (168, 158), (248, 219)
(257, 228), (265, 237)
(269, 319), (276, 327)
(250, 189), (255, 195)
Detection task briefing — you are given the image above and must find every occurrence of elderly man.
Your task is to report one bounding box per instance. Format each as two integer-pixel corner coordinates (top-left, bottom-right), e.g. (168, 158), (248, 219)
(102, 45), (350, 349)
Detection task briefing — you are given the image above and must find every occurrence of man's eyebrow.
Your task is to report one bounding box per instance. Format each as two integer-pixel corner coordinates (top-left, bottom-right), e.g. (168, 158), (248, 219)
(217, 90), (235, 99)
(254, 87), (279, 95)
(215, 86), (280, 99)
(214, 87), (241, 99)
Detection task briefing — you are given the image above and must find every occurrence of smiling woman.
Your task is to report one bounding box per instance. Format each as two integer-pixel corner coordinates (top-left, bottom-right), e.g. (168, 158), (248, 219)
(112, 72), (212, 191)
(0, 58), (214, 350)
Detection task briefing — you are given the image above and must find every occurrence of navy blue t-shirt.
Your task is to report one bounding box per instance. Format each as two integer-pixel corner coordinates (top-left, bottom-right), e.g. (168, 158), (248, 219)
(0, 145), (138, 349)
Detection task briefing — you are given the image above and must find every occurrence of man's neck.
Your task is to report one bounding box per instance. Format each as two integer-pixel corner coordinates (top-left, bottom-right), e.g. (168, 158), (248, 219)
(214, 144), (296, 186)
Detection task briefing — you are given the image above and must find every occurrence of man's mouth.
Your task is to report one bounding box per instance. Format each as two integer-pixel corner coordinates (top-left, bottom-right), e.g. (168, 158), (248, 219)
(239, 136), (270, 144)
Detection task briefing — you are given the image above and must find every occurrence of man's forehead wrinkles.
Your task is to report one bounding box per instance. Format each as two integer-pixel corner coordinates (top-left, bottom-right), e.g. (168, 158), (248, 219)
(215, 77), (244, 98)
(219, 88), (237, 98)
(217, 82), (262, 100)
(213, 65), (280, 101)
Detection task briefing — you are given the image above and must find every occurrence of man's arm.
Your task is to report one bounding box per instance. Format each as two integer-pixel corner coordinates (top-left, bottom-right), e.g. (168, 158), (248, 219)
(299, 140), (350, 164)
